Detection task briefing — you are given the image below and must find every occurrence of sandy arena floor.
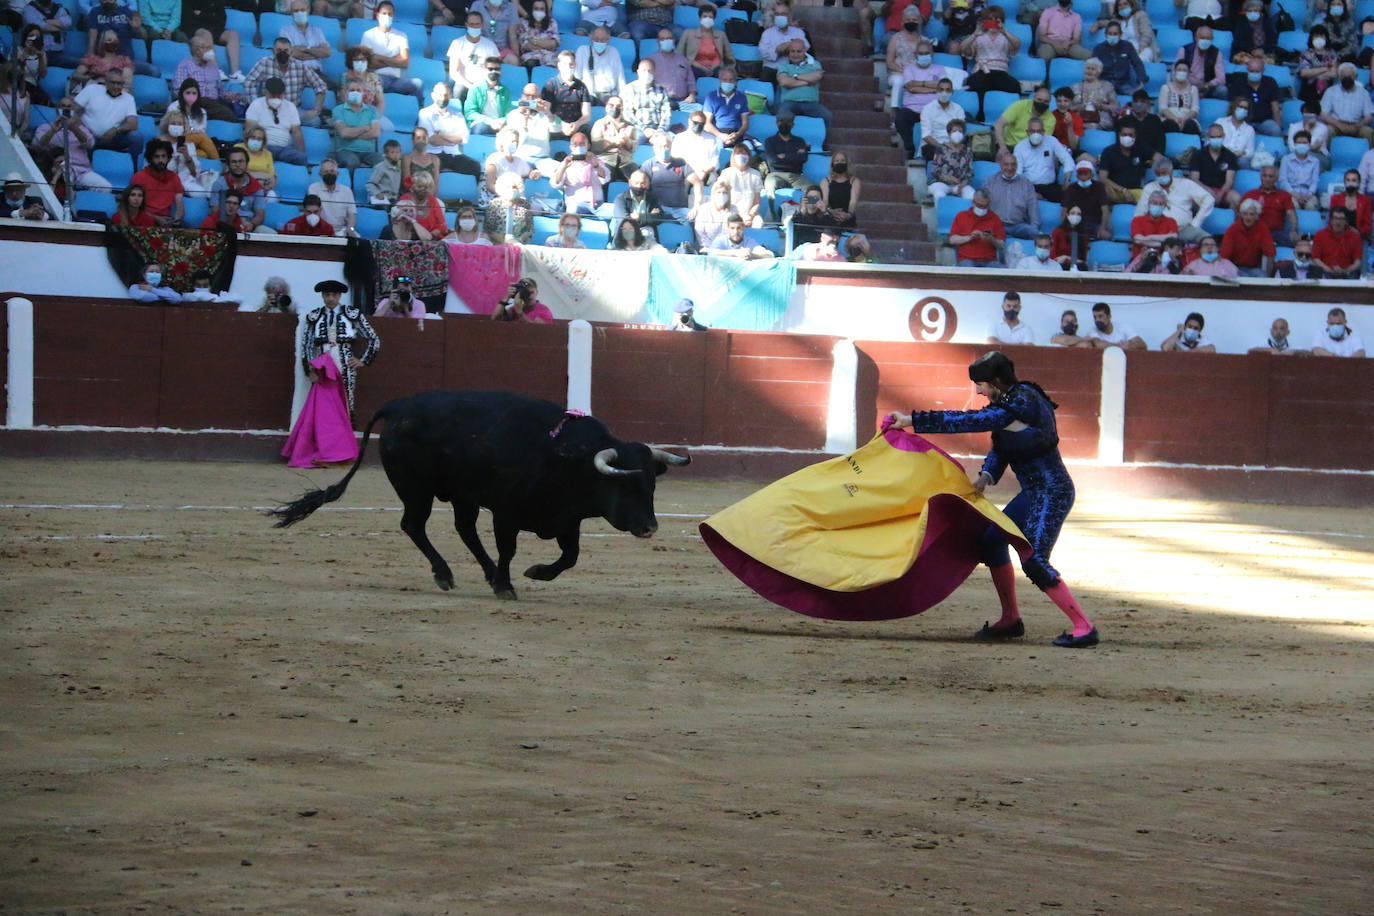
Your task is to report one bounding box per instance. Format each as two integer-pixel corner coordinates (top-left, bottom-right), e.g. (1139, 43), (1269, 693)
(1, 458), (1372, 914)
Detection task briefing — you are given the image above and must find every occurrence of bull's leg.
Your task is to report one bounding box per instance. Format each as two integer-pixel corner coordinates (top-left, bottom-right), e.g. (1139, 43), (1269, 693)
(524, 523), (580, 581)
(490, 515), (520, 600)
(452, 502), (497, 585)
(398, 496), (454, 591)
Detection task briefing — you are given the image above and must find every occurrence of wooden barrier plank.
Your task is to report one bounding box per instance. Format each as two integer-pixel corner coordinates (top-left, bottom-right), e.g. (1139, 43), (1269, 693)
(353, 317), (449, 424)
(591, 327), (709, 445)
(158, 310), (296, 430)
(33, 303), (164, 427)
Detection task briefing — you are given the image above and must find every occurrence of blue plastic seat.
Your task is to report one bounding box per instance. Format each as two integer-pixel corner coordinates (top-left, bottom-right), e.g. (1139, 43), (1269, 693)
(932, 52), (962, 69)
(1143, 61), (1168, 94)
(1111, 203), (1135, 241)
(1079, 130), (1113, 157)
(746, 112), (777, 140)
(936, 195), (971, 236)
(1296, 208), (1325, 236)
(395, 21), (430, 58)
(1038, 199), (1060, 233)
(259, 12), (290, 46)
(952, 90), (980, 121)
(240, 45), (271, 73)
(580, 217), (611, 249)
(1048, 58), (1085, 87)
(1277, 31), (1308, 54)
(1009, 55), (1047, 84)
(74, 189), (116, 218)
(310, 15), (342, 46)
(530, 65), (557, 87)
(132, 74), (169, 111)
(803, 152), (831, 184)
(739, 78), (774, 106)
(638, 38), (658, 61)
(274, 162), (312, 201)
(531, 214), (561, 244)
(1165, 131), (1200, 161)
(1200, 97), (1229, 126)
(205, 120), (243, 143)
(610, 36), (636, 65)
(1232, 168), (1262, 194)
(410, 56), (447, 90)
(40, 66), (72, 102)
(1331, 136), (1367, 170)
(390, 0), (428, 24)
(553, 0), (581, 32)
(1155, 27), (1191, 60)
(674, 4), (700, 29)
(345, 18), (371, 47)
(1086, 240), (1131, 269)
(656, 219), (695, 250)
(149, 38), (184, 76)
(745, 226), (782, 254)
(182, 196), (209, 227)
(265, 200), (299, 229)
(301, 126), (333, 165)
(355, 205), (389, 238)
(1146, 0), (1181, 23)
(92, 149), (134, 188)
(439, 172), (479, 201)
(431, 26), (462, 59)
(385, 93), (421, 131)
(792, 115), (825, 149)
(1254, 134), (1287, 159)
(466, 133), (496, 161)
(224, 8), (258, 47)
(351, 167), (373, 203)
(972, 159), (999, 186)
(1201, 207), (1230, 235)
(982, 90), (1019, 124)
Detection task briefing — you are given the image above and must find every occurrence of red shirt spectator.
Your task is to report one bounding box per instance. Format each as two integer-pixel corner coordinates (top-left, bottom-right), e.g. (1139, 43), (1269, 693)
(1328, 190), (1373, 240)
(1128, 212), (1178, 257)
(1312, 218), (1363, 275)
(1051, 224), (1091, 266)
(399, 191), (447, 237)
(200, 212), (250, 232)
(1051, 107), (1083, 149)
(1240, 186), (1294, 235)
(130, 166), (185, 219)
(1220, 217), (1275, 269)
(282, 213), (336, 236)
(113, 209), (155, 227)
(949, 205), (1005, 263)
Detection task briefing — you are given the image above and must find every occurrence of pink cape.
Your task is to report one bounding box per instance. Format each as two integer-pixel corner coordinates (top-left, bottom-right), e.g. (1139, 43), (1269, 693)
(699, 427), (1031, 622)
(281, 353), (358, 468)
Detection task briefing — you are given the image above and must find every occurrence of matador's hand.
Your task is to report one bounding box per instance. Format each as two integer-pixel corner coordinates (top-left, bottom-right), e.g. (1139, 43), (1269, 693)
(973, 472), (992, 494)
(347, 357), (364, 369)
(885, 411), (912, 430)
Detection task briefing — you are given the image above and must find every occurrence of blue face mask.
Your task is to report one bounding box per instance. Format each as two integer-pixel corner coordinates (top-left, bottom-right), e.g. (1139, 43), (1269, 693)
(1077, 177), (1093, 187)
(1245, 10), (1260, 21)
(1208, 136), (1223, 148)
(467, 26), (482, 37)
(145, 272), (162, 285)
(1158, 173), (1172, 186)
(1201, 251), (1218, 262)
(1248, 69), (1262, 82)
(1106, 34), (1120, 45)
(1197, 38), (1213, 50)
(1328, 323), (1348, 340)
(1182, 326), (1200, 341)
(1149, 204), (1163, 217)
(1294, 142), (1311, 155)
(592, 40), (608, 53)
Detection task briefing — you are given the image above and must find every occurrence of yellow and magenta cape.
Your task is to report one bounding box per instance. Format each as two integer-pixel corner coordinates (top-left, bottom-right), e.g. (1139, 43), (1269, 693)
(700, 426), (1031, 621)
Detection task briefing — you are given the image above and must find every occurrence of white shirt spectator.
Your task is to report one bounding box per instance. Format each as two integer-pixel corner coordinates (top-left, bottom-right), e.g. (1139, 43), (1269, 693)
(759, 26), (808, 67)
(714, 167), (763, 217)
(307, 179), (357, 234)
(419, 101), (470, 155)
(1013, 135), (1074, 186)
(1182, 0), (1221, 18)
(448, 36), (500, 88)
(992, 318), (1038, 342)
(1219, 116), (1255, 161)
(362, 25), (408, 79)
(1089, 321), (1141, 346)
(672, 129), (722, 179)
(919, 97), (965, 146)
(74, 81), (137, 137)
(574, 44), (627, 101)
(1012, 253), (1062, 273)
(580, 0), (623, 28)
(1320, 82), (1374, 126)
(1312, 326), (1366, 356)
(244, 97), (301, 149)
(1136, 175), (1214, 230)
(1287, 119), (1330, 156)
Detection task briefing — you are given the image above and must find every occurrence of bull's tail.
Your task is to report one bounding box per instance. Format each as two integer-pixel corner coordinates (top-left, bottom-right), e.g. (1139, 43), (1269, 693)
(268, 408), (388, 528)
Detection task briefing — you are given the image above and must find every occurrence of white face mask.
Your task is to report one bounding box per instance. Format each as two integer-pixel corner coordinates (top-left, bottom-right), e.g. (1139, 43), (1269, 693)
(377, 13), (392, 27)
(1067, 213), (1082, 226)
(293, 10), (309, 24)
(1028, 132), (1044, 146)
(699, 16), (714, 28)
(168, 123), (185, 137)
(949, 130), (964, 143)
(201, 49), (215, 62)
(305, 212), (320, 226)
(1035, 246), (1051, 259)
(459, 217), (476, 230)
(532, 8), (545, 18)
(774, 14), (788, 27)
(352, 59), (367, 72)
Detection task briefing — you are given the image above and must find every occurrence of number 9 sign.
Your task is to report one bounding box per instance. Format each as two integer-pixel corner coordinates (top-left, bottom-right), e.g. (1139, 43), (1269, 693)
(908, 296), (959, 342)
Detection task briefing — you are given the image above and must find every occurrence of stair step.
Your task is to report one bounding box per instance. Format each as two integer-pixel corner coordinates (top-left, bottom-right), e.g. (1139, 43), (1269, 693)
(825, 74), (884, 93)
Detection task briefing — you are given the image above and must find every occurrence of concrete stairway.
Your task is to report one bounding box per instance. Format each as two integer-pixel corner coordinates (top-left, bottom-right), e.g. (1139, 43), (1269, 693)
(799, 5), (935, 264)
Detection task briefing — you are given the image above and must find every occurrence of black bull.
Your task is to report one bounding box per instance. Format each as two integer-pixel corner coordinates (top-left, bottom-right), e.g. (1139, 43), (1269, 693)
(269, 390), (690, 598)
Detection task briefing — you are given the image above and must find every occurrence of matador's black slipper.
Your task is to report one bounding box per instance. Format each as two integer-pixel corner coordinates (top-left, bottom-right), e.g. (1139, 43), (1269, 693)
(1052, 628), (1100, 648)
(972, 619), (1025, 641)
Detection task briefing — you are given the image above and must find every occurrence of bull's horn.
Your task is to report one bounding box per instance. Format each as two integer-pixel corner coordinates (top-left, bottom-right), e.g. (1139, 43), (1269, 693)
(593, 447), (639, 477)
(650, 447), (691, 466)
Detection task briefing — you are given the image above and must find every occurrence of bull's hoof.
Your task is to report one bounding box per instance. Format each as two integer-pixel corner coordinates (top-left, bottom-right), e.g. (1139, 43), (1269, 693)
(494, 588), (518, 601)
(523, 563), (561, 581)
(434, 572), (455, 591)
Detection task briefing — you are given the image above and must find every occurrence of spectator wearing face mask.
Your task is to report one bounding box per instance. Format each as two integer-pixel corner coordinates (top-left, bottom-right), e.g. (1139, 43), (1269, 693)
(646, 27), (695, 102)
(787, 186), (840, 245)
(989, 292), (1038, 344)
(1272, 237), (1316, 279)
(1012, 117), (1074, 202)
(884, 7), (928, 84)
(1160, 312), (1216, 351)
(1135, 159), (1211, 243)
(517, 0), (562, 69)
(361, 2), (423, 98)
(1068, 57), (1117, 131)
(447, 205), (493, 245)
(625, 58), (672, 135)
(702, 67), (750, 148)
(1332, 169), (1373, 240)
(1220, 198), (1275, 277)
(1174, 25), (1227, 100)
(1287, 102), (1331, 169)
(1248, 317), (1308, 355)
(1085, 301), (1147, 349)
(544, 212), (586, 248)
(1159, 62), (1200, 135)
(574, 26), (629, 105)
(1180, 237), (1237, 277)
(1311, 307), (1366, 357)
(1014, 233), (1063, 271)
(993, 84), (1051, 156)
(331, 76), (382, 169)
(1190, 124), (1240, 210)
(1230, 0), (1276, 62)
(1320, 61), (1374, 143)
(1240, 164), (1296, 246)
(244, 39), (325, 128)
(762, 114), (811, 221)
(948, 189), (1006, 268)
(694, 182), (737, 251)
(759, 2), (809, 76)
(449, 13), (502, 99)
(128, 261), (184, 303)
(278, 0), (330, 74)
(1115, 89), (1166, 154)
(1218, 97), (1258, 168)
(927, 118), (973, 202)
(1091, 20), (1145, 94)
(1051, 205), (1091, 270)
(958, 13), (1021, 120)
(893, 40), (945, 159)
(200, 189), (250, 232)
(1091, 0), (1157, 63)
(171, 30), (239, 121)
(282, 193), (335, 236)
(244, 77), (310, 166)
(1097, 124), (1156, 204)
(1225, 56), (1283, 137)
(1035, 0), (1088, 61)
(181, 269), (241, 305)
(1297, 26), (1338, 108)
(591, 96), (640, 181)
(1278, 131), (1322, 210)
(307, 158), (357, 236)
(1050, 309), (1090, 347)
(680, 5), (732, 78)
(552, 131), (612, 213)
(714, 147), (763, 227)
(419, 82), (482, 179)
(1129, 190), (1178, 257)
(673, 111), (722, 185)
(1060, 158), (1112, 242)
(915, 78), (964, 162)
(981, 150), (1039, 240)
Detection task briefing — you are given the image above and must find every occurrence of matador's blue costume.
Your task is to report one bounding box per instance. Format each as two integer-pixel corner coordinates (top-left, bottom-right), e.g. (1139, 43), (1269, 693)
(909, 381), (1073, 591)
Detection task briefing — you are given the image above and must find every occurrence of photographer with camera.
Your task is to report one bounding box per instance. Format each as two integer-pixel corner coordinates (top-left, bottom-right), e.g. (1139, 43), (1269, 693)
(34, 98), (114, 195)
(374, 274), (426, 318)
(491, 278), (553, 324)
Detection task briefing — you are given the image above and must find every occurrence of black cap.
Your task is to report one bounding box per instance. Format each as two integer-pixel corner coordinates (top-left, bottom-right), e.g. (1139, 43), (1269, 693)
(314, 280), (348, 293)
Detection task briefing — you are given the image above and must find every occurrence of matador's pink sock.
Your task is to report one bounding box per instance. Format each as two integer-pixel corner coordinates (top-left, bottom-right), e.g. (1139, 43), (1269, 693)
(1045, 581), (1094, 637)
(989, 563), (1020, 628)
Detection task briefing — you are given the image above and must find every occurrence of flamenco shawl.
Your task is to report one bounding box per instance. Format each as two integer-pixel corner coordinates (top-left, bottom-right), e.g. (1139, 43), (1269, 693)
(699, 422), (1031, 621)
(281, 352), (358, 468)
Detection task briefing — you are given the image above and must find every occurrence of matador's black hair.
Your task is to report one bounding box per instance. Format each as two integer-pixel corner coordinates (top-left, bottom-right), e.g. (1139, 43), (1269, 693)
(968, 351), (1018, 387)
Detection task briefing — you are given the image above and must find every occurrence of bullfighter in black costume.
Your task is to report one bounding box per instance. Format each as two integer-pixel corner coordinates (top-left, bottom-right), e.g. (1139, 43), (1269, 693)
(300, 279), (381, 418)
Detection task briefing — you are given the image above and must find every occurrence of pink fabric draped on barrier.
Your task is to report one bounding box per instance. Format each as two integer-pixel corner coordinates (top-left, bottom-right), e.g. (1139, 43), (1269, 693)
(447, 242), (522, 315)
(281, 353), (358, 468)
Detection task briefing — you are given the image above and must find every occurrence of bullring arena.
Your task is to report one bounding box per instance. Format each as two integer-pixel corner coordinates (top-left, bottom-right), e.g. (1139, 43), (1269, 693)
(3, 270), (1373, 911)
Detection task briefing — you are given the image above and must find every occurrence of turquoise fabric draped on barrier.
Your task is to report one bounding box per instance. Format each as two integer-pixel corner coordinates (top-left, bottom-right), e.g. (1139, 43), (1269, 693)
(646, 255), (797, 330)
